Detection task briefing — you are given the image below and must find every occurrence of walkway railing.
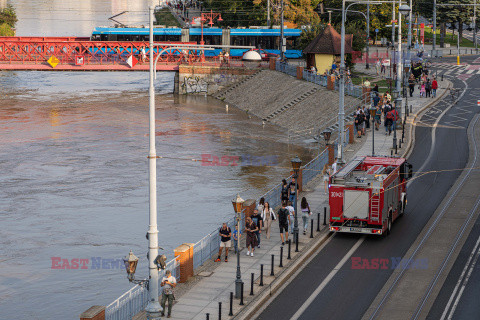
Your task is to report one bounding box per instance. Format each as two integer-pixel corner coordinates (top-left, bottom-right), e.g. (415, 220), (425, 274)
(105, 259), (180, 320)
(276, 61), (363, 99)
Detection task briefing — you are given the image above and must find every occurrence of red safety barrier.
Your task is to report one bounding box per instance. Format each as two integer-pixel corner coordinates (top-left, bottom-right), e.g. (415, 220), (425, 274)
(0, 38), (205, 70)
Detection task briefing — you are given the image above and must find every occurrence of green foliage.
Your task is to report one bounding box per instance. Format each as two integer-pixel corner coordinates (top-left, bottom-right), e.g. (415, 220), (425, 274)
(297, 24), (326, 50)
(0, 5), (17, 28)
(204, 0), (265, 27)
(0, 22), (14, 36)
(154, 8), (181, 27)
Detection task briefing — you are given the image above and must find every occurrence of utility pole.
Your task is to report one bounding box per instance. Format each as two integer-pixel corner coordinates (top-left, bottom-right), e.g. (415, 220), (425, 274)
(280, 0), (285, 60)
(433, 0), (437, 53)
(366, 3), (370, 69)
(475, 0), (477, 52)
(267, 0), (271, 27)
(408, 0), (412, 49)
(146, 6), (162, 320)
(339, 0), (346, 166)
(391, 1), (396, 48)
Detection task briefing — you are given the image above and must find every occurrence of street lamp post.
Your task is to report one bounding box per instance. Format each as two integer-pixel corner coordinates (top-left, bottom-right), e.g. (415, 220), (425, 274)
(433, 0), (437, 53)
(291, 156), (302, 252)
(232, 194), (244, 299)
(338, 0), (347, 166)
(280, 0), (285, 61)
(369, 107), (376, 156)
(393, 3), (410, 147)
(145, 6), (162, 320)
(366, 3), (370, 69)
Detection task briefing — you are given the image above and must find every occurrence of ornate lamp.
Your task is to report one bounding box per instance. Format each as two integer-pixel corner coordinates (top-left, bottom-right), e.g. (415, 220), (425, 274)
(123, 250), (139, 282)
(322, 129), (332, 145)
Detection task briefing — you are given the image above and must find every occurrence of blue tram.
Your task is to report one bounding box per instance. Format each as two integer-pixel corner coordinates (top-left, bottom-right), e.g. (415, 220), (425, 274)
(91, 27), (302, 58)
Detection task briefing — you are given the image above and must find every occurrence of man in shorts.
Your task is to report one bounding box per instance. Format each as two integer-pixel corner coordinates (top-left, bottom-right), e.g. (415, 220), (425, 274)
(216, 223), (231, 262)
(277, 201), (290, 245)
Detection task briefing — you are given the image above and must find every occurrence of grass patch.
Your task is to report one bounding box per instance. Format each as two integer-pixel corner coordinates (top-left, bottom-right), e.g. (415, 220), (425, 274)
(423, 27), (475, 48)
(351, 73), (394, 94)
(154, 8), (181, 27)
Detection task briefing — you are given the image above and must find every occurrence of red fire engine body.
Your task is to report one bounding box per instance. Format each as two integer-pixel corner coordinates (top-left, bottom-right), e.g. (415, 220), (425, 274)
(329, 156), (412, 236)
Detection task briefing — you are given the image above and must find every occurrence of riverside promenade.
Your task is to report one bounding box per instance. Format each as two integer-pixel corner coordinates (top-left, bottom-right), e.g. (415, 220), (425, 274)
(128, 80), (451, 320)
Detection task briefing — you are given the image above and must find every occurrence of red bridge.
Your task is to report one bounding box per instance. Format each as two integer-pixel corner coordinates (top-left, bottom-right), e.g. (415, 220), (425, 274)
(0, 37), (223, 71)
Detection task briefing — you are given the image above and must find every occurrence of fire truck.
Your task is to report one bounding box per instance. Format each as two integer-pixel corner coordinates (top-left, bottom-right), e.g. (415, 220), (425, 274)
(329, 156), (412, 236)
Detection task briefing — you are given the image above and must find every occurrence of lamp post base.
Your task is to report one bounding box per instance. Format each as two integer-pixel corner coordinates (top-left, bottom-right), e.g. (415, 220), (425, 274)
(235, 279), (244, 299)
(145, 301), (163, 320)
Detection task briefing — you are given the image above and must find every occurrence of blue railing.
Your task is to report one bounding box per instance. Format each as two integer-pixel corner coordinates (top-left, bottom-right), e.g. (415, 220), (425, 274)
(277, 61), (363, 99)
(105, 258), (180, 320)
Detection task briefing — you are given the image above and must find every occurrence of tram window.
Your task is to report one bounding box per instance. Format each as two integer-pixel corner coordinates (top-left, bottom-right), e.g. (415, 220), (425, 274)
(107, 34), (118, 41)
(91, 34), (101, 41)
(286, 36), (297, 49)
(190, 35), (221, 45)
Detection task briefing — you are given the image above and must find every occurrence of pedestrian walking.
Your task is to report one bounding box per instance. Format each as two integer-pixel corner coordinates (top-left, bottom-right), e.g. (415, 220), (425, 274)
(408, 74), (415, 97)
(285, 200), (295, 234)
(363, 106), (370, 130)
(261, 202), (276, 240)
(331, 157), (339, 174)
(374, 105), (382, 131)
(355, 111), (364, 138)
(250, 209), (263, 248)
(160, 270), (177, 318)
(432, 78), (438, 98)
(141, 46), (146, 62)
(372, 92), (380, 107)
(420, 82), (426, 97)
(288, 178), (298, 204)
(257, 197), (265, 216)
(300, 197), (312, 235)
(232, 228), (242, 253)
(375, 59), (381, 75)
(322, 164), (332, 194)
(245, 217), (258, 257)
(280, 179), (289, 203)
(277, 201), (290, 245)
(385, 110), (394, 135)
(425, 79), (432, 98)
(215, 223), (232, 262)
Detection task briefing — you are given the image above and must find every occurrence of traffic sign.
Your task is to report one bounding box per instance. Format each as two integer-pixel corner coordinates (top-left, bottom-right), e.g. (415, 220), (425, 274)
(75, 55), (84, 66)
(47, 55), (59, 68)
(127, 55), (138, 68)
(375, 29), (379, 33)
(477, 100), (480, 106)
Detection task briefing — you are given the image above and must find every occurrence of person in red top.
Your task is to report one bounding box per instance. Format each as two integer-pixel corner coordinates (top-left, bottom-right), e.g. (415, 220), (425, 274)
(432, 78), (438, 98)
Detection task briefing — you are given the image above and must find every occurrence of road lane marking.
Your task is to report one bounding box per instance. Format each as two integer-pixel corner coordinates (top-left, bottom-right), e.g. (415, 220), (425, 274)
(441, 233), (480, 319)
(290, 236), (365, 320)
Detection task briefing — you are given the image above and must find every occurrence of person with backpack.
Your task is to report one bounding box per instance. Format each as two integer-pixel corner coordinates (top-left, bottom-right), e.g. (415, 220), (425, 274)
(385, 109), (394, 135)
(408, 74), (415, 97)
(277, 201), (290, 245)
(374, 105), (382, 131)
(250, 209), (263, 248)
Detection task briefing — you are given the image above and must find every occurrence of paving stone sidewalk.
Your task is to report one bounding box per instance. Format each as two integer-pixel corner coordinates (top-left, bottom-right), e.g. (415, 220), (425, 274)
(137, 74), (450, 320)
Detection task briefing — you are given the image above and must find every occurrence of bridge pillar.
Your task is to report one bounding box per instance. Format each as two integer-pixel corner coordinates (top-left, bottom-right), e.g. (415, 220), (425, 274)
(222, 29), (231, 54)
(174, 71), (180, 94)
(181, 28), (190, 42)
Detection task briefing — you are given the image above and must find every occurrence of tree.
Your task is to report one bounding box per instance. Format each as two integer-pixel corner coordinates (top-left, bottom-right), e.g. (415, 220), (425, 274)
(0, 5), (17, 36)
(296, 23), (327, 50)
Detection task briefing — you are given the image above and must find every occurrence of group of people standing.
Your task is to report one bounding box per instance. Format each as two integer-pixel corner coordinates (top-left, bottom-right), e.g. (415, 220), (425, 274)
(408, 73), (438, 98)
(216, 178), (313, 262)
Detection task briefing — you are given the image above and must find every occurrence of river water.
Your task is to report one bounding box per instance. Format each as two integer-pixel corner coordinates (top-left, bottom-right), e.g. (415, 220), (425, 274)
(0, 1), (315, 319)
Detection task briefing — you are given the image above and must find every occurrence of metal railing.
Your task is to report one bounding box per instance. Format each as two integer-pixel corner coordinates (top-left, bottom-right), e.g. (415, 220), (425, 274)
(276, 61), (298, 77)
(105, 258), (180, 320)
(302, 149), (329, 186)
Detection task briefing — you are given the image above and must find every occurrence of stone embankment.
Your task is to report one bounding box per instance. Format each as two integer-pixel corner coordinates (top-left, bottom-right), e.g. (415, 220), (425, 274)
(213, 69), (359, 134)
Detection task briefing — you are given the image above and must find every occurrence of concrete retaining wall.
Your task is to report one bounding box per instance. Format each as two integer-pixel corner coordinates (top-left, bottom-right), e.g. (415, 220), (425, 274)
(177, 65), (257, 95)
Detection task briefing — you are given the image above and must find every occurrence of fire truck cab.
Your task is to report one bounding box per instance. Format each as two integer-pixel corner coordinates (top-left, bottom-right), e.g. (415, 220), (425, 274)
(329, 156), (413, 236)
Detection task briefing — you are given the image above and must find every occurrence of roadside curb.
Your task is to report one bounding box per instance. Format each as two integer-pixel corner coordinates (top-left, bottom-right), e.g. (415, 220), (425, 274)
(233, 228), (332, 320)
(402, 80), (453, 158)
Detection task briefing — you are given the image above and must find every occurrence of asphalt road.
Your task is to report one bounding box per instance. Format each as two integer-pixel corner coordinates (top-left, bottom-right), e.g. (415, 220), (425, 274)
(256, 55), (480, 320)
